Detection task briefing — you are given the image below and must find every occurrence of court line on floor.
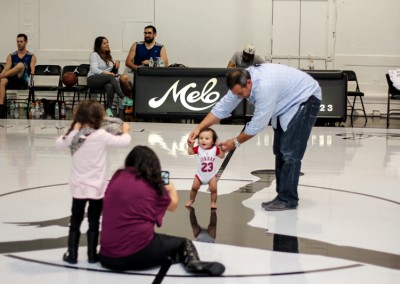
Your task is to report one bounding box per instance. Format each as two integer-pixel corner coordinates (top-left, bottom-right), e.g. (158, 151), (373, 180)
(5, 254), (363, 279)
(301, 184), (400, 206)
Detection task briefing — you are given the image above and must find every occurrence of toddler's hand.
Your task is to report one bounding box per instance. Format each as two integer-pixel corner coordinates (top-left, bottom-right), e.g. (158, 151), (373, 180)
(187, 139), (195, 147)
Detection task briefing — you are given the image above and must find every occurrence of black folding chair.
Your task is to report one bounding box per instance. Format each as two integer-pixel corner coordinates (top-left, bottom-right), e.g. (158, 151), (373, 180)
(386, 73), (400, 128)
(343, 70), (367, 125)
(58, 64), (89, 110)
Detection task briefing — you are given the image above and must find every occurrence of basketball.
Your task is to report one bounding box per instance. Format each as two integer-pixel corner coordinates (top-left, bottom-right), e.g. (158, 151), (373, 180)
(62, 72), (78, 87)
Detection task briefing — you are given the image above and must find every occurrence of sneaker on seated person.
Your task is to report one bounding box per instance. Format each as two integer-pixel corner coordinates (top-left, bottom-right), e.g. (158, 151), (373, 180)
(106, 108), (113, 117)
(124, 106), (133, 114)
(122, 97), (133, 107)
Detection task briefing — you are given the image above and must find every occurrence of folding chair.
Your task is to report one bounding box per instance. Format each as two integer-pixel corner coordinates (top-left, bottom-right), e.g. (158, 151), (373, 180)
(343, 70), (367, 125)
(58, 64), (89, 110)
(27, 65), (62, 118)
(386, 73), (400, 128)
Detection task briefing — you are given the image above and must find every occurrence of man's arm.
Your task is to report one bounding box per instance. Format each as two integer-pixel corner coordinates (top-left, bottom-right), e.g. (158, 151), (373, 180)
(220, 132), (255, 153)
(125, 43), (139, 71)
(3, 55), (12, 73)
(254, 55), (266, 65)
(227, 61), (236, 68)
(160, 46), (168, 67)
(30, 54), (37, 75)
(188, 112), (220, 142)
(227, 52), (237, 68)
(236, 132), (254, 145)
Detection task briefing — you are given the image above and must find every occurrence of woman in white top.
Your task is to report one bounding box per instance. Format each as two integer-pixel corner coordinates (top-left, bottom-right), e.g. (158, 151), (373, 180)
(87, 36), (133, 117)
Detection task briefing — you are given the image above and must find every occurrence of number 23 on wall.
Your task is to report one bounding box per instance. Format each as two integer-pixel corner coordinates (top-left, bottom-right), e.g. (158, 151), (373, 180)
(320, 104), (333, 112)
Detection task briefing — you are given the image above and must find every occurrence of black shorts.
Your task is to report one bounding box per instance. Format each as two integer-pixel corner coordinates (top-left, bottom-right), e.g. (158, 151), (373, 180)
(7, 75), (28, 89)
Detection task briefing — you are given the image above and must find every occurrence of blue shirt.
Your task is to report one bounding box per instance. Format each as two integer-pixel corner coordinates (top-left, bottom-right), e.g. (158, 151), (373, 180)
(11, 51), (33, 84)
(211, 63), (322, 135)
(134, 41), (163, 66)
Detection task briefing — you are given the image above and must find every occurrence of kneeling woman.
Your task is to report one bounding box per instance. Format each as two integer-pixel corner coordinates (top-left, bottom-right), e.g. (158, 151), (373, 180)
(99, 146), (225, 276)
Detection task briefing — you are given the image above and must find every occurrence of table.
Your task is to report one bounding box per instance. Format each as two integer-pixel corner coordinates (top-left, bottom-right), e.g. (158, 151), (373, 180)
(134, 67), (347, 122)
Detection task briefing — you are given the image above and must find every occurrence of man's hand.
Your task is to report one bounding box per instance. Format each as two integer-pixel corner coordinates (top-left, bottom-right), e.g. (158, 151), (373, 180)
(219, 139), (236, 153)
(187, 128), (200, 145)
(187, 139), (195, 148)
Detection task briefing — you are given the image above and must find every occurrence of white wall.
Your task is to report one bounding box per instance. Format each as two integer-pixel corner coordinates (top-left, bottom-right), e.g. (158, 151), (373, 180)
(156, 0), (271, 68)
(1, 0), (399, 114)
(0, 0), (21, 60)
(335, 0), (400, 114)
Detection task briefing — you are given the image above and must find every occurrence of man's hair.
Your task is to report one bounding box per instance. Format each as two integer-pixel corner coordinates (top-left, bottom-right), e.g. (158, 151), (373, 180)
(17, 33), (28, 41)
(226, 69), (251, 89)
(144, 25), (157, 34)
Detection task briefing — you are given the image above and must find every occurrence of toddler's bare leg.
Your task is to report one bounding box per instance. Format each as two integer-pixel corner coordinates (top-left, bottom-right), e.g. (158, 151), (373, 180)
(186, 178), (201, 207)
(209, 177), (218, 209)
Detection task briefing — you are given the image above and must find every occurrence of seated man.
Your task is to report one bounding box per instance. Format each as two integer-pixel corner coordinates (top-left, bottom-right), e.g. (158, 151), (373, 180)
(0, 33), (36, 118)
(123, 25), (168, 115)
(227, 44), (265, 68)
(125, 25), (169, 71)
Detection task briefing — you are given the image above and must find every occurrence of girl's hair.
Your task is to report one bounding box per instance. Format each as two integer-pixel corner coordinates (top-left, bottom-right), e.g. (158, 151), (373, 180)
(124, 146), (165, 196)
(64, 100), (105, 136)
(199, 127), (218, 145)
(94, 36), (113, 66)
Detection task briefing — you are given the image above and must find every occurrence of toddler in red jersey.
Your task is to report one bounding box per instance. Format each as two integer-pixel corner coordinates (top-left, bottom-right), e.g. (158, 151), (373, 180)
(186, 128), (225, 209)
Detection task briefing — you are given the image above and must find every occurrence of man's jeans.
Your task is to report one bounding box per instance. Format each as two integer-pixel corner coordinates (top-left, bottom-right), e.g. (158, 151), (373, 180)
(273, 95), (321, 206)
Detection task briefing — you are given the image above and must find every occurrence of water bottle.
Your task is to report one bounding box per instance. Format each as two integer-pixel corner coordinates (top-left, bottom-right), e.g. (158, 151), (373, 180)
(149, 57), (154, 67)
(9, 101), (15, 118)
(309, 59), (314, 70)
(159, 58), (165, 67)
(31, 102), (36, 119)
(14, 102), (19, 119)
(28, 102), (33, 119)
(34, 102), (41, 119)
(54, 102), (60, 119)
(39, 102), (44, 118)
(60, 102), (66, 119)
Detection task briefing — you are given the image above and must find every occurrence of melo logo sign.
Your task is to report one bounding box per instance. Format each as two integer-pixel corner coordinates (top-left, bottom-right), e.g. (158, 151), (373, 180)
(149, 78), (221, 111)
(134, 68), (245, 118)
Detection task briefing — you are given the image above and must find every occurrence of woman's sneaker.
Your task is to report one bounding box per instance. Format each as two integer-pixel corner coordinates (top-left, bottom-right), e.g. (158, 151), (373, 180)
(106, 108), (114, 117)
(122, 97), (133, 107)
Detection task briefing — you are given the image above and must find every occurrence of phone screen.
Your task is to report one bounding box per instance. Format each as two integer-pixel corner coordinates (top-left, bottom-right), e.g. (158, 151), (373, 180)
(161, 171), (170, 185)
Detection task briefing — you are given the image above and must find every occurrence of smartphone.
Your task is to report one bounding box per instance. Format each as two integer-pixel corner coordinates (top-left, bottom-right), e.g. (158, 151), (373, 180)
(161, 170), (170, 185)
